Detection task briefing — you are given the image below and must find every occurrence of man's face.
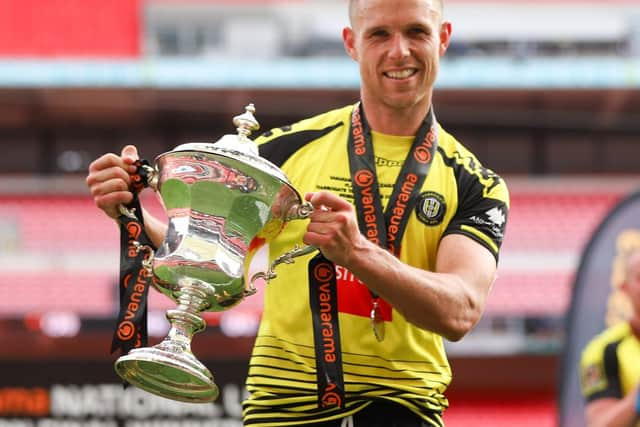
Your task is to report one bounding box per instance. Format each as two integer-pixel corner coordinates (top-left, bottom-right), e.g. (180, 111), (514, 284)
(623, 251), (640, 315)
(343, 0), (450, 111)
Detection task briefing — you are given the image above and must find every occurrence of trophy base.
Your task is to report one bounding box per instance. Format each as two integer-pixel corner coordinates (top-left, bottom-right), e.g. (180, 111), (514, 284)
(114, 345), (219, 403)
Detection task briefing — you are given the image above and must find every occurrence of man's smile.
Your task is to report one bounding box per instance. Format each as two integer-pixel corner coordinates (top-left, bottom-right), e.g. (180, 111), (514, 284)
(383, 68), (418, 80)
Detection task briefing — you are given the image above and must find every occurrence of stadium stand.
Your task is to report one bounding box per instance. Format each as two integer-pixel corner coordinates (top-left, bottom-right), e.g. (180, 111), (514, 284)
(443, 395), (555, 427)
(0, 179), (634, 319)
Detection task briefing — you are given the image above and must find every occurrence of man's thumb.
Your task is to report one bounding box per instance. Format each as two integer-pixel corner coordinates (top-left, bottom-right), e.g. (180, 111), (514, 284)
(121, 145), (139, 162)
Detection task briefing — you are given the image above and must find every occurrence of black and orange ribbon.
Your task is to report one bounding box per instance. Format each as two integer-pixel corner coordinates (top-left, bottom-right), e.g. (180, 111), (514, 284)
(111, 159), (156, 357)
(308, 103), (439, 409)
(308, 254), (345, 409)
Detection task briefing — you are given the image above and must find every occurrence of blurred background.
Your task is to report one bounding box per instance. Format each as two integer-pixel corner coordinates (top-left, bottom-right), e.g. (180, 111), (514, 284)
(0, 0), (639, 426)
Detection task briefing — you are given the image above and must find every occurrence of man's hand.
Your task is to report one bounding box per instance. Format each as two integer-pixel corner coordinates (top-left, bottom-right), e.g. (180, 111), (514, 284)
(86, 145), (140, 219)
(303, 191), (371, 267)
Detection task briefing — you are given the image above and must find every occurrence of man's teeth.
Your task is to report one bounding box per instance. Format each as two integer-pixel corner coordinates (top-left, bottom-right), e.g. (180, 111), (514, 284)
(385, 69), (416, 79)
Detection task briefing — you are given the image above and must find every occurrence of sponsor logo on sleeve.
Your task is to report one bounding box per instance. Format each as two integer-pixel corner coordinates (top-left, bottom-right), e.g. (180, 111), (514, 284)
(469, 206), (506, 239)
(581, 363), (606, 394)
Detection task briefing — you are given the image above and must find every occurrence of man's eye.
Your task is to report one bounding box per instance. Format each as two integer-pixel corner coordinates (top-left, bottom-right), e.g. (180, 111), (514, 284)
(409, 28), (427, 36)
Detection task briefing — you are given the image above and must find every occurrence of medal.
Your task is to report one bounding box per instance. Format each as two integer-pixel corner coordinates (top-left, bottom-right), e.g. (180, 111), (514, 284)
(370, 299), (385, 342)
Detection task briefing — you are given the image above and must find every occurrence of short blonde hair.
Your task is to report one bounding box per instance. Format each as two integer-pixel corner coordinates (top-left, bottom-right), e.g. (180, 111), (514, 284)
(348, 0), (444, 26)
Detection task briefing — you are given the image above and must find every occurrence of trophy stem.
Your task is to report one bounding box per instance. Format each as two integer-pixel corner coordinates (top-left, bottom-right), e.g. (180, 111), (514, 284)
(114, 279), (218, 403)
(164, 280), (210, 351)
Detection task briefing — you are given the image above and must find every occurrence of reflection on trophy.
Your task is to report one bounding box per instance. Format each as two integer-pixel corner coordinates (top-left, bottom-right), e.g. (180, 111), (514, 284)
(114, 104), (315, 403)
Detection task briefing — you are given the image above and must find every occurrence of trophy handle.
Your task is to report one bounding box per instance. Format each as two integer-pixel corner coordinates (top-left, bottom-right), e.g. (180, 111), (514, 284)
(133, 241), (156, 272)
(117, 162), (159, 219)
(248, 200), (318, 291)
(286, 200), (314, 221)
(249, 244), (318, 290)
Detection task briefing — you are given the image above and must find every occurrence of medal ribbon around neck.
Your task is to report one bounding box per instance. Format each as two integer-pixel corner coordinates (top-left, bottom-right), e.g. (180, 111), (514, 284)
(307, 103), (439, 408)
(347, 101), (439, 341)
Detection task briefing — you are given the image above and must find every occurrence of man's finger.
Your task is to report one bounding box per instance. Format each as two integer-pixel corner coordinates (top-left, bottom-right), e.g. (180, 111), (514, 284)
(308, 191), (352, 211)
(121, 145), (139, 163)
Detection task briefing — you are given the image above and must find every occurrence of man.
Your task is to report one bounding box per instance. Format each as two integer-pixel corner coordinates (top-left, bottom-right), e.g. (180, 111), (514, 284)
(580, 248), (640, 427)
(86, 0), (509, 425)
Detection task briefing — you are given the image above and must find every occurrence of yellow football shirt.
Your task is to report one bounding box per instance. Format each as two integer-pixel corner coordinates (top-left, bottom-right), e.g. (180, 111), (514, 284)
(242, 104), (510, 426)
(581, 322), (640, 402)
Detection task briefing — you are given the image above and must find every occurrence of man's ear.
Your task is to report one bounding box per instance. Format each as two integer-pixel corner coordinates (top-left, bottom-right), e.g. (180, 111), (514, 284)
(343, 27), (358, 61)
(439, 21), (452, 56)
(621, 280), (630, 295)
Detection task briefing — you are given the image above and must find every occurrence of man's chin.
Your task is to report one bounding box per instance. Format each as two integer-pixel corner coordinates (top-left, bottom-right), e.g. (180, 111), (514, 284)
(383, 95), (424, 111)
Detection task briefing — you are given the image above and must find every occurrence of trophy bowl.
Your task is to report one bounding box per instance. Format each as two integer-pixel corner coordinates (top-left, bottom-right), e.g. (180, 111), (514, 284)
(114, 104), (314, 403)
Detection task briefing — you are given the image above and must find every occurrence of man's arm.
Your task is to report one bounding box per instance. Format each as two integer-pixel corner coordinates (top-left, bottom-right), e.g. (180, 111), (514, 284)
(140, 208), (168, 248)
(585, 388), (640, 427)
(304, 190), (496, 341)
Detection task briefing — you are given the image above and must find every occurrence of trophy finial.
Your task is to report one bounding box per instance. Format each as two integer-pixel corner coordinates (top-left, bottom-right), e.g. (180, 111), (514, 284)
(233, 104), (260, 138)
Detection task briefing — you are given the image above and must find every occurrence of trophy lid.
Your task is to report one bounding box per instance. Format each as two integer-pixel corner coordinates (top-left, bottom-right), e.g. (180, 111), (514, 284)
(161, 104), (290, 185)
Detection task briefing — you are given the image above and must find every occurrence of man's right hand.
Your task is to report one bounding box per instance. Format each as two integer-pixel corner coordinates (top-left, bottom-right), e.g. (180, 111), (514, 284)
(86, 145), (140, 219)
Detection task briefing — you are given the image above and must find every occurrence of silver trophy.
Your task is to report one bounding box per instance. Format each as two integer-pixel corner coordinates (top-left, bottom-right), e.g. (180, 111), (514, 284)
(114, 104), (315, 403)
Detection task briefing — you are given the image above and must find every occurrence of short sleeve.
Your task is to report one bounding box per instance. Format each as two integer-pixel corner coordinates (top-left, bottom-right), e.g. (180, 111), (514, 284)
(443, 166), (509, 262)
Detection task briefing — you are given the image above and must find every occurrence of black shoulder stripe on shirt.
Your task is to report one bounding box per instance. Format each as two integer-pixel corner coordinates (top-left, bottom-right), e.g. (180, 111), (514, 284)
(604, 341), (622, 399)
(258, 122), (343, 167)
(585, 340), (624, 402)
(437, 146), (502, 194)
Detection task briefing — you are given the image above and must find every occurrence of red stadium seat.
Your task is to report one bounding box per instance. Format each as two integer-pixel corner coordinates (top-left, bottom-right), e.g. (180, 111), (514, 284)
(0, 185), (628, 318)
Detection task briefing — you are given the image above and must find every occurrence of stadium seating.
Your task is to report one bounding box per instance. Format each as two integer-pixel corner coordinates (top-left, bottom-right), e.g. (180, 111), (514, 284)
(0, 272), (116, 316)
(502, 192), (621, 252)
(444, 397), (556, 427)
(443, 395), (556, 427)
(0, 182), (630, 319)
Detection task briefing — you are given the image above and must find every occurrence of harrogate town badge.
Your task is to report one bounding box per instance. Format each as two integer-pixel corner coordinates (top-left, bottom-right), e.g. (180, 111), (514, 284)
(416, 191), (446, 226)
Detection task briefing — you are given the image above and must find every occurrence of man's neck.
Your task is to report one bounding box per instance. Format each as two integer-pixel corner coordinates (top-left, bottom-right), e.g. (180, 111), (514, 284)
(360, 97), (432, 136)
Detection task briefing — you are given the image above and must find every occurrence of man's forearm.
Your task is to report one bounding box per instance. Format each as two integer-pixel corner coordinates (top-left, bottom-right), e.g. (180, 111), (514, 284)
(344, 237), (490, 341)
(142, 208), (167, 248)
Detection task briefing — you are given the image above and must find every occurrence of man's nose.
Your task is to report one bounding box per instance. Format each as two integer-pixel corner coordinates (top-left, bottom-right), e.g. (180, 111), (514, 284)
(388, 34), (410, 59)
